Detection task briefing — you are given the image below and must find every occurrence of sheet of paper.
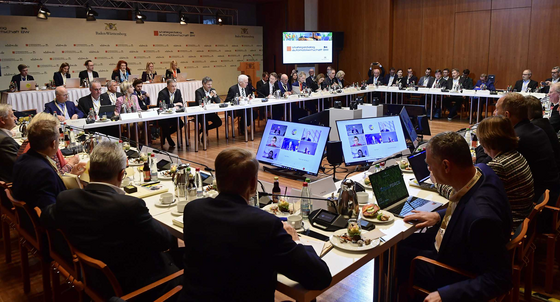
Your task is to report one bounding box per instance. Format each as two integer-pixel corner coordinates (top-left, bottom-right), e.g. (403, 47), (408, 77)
(362, 228), (386, 240)
(299, 236), (326, 256)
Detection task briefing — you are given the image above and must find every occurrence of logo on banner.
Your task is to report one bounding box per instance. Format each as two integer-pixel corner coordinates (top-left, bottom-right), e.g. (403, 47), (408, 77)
(241, 28), (249, 35)
(287, 46), (292, 51)
(105, 23), (118, 30)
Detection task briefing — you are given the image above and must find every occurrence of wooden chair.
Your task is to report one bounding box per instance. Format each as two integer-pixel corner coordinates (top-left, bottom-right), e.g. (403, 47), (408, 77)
(541, 191), (560, 293)
(73, 248), (183, 301)
(5, 188), (52, 302)
(45, 228), (83, 302)
(0, 181), (16, 263)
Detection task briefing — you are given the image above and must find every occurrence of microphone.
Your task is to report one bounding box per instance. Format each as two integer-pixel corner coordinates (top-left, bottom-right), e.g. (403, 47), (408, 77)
(151, 149), (174, 167)
(258, 191), (333, 202)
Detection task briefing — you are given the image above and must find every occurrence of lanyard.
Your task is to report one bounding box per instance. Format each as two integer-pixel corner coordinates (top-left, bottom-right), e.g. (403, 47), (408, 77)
(55, 102), (68, 118)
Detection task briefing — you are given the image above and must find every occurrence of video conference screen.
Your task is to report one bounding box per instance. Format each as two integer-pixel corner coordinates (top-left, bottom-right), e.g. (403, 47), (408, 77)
(282, 32), (333, 64)
(256, 120), (331, 176)
(336, 116), (408, 166)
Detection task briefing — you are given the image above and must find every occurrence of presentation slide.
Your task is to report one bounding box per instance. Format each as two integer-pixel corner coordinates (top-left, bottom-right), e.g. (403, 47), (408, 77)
(282, 32), (333, 64)
(257, 119), (330, 176)
(336, 116), (408, 166)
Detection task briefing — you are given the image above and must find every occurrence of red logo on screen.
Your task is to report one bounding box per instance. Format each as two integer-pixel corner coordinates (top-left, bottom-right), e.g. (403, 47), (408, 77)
(287, 46), (292, 51)
(154, 31), (159, 36)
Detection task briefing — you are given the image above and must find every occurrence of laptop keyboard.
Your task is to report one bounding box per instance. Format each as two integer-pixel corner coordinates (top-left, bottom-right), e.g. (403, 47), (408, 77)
(387, 197), (430, 216)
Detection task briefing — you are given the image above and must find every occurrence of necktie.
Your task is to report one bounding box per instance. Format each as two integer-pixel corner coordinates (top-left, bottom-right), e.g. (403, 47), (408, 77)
(61, 103), (70, 119)
(241, 87), (245, 98)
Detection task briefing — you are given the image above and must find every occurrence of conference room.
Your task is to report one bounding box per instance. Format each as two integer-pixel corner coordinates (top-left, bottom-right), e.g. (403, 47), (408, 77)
(1, 0), (560, 301)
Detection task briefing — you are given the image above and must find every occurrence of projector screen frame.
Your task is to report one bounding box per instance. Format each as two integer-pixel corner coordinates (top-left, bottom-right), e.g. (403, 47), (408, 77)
(282, 31), (334, 65)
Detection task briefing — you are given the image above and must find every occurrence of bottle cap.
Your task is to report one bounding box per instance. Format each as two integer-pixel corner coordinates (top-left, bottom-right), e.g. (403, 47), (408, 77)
(151, 154), (155, 157)
(303, 182), (308, 186)
(196, 168), (200, 171)
(274, 176), (279, 180)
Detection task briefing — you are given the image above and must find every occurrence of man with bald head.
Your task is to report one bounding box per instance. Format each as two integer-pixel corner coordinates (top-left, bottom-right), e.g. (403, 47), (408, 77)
(306, 68), (316, 88)
(78, 80), (111, 117)
(513, 69), (539, 93)
(44, 86), (83, 121)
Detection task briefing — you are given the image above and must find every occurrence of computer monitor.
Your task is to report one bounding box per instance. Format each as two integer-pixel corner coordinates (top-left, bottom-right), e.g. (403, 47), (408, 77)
(336, 116), (408, 166)
(297, 110), (329, 127)
(385, 104), (426, 118)
(399, 107), (418, 149)
(407, 150), (430, 184)
(256, 119), (331, 176)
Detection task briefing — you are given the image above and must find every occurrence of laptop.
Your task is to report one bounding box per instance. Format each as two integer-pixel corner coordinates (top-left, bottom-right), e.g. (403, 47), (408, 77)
(19, 80), (36, 91)
(129, 74), (140, 81)
(153, 75), (164, 83)
(93, 77), (107, 86)
(65, 78), (80, 88)
(368, 165), (442, 218)
(407, 150), (437, 192)
(98, 105), (116, 118)
(176, 73), (188, 82)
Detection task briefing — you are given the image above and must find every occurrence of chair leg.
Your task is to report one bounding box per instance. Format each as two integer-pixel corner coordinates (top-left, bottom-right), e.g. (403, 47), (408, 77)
(524, 248), (535, 301)
(41, 258), (52, 302)
(2, 219), (11, 263)
(545, 235), (556, 293)
(159, 127), (164, 149)
(51, 264), (61, 302)
(20, 243), (30, 293)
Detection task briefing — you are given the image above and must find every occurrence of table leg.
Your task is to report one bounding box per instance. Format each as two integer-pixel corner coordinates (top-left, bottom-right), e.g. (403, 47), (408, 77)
(225, 111), (229, 139)
(118, 125), (122, 139)
(244, 109), (248, 142)
(469, 97), (473, 125)
(135, 123), (139, 148)
(476, 98), (481, 124)
(203, 114), (207, 151)
(430, 95), (434, 120)
(127, 123), (131, 141)
(144, 122), (148, 147)
(194, 115), (199, 152)
(251, 109), (254, 141)
(265, 106), (268, 122)
(289, 104), (292, 121)
(177, 117), (182, 149)
(232, 110), (236, 138)
(486, 97), (489, 119)
(284, 103), (287, 121)
(184, 116), (189, 148)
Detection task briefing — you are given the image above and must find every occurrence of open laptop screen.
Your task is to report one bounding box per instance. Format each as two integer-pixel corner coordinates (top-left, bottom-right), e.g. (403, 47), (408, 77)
(408, 150), (431, 183)
(369, 165), (409, 209)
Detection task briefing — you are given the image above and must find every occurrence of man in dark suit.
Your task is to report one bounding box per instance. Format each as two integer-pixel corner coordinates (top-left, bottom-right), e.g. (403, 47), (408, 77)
(157, 79), (184, 147)
(548, 83), (560, 132)
(405, 68), (418, 87)
(399, 132), (512, 301)
(383, 67), (397, 86)
(306, 68), (316, 88)
(527, 96), (560, 171)
(322, 69), (336, 89)
(180, 148), (332, 301)
(12, 119), (67, 210)
(418, 68), (435, 87)
(78, 60), (99, 87)
(225, 74), (253, 133)
(0, 104), (19, 182)
(44, 86), (84, 122)
(77, 80), (110, 116)
(256, 72), (268, 91)
(513, 69), (539, 93)
(367, 63), (386, 85)
(477, 93), (560, 201)
(10, 64), (34, 91)
(257, 73), (284, 120)
(194, 76), (222, 138)
(41, 141), (182, 300)
(443, 69), (474, 120)
(541, 66), (560, 93)
(100, 80), (122, 106)
(132, 79), (150, 111)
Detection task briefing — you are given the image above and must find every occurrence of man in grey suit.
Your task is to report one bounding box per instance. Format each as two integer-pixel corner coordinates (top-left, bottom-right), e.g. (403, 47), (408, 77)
(0, 104), (19, 182)
(418, 68), (435, 87)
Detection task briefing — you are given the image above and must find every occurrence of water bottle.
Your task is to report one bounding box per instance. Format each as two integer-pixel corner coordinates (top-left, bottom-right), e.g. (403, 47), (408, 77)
(541, 96), (552, 118)
(300, 182), (312, 218)
(234, 93), (239, 105)
(464, 128), (472, 147)
(150, 154), (159, 182)
(194, 168), (204, 198)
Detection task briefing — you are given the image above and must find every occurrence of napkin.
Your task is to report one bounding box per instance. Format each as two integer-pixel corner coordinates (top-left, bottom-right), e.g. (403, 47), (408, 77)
(361, 228), (386, 241)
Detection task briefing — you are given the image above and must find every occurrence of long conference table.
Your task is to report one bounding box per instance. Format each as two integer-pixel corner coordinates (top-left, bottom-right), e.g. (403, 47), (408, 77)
(129, 159), (449, 302)
(1, 80), (203, 113)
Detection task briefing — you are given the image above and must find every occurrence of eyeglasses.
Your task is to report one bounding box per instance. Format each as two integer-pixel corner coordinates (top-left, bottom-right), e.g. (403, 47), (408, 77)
(522, 74), (531, 76)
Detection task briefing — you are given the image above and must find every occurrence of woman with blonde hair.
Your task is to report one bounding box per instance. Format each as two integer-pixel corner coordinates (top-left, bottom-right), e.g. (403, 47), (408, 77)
(142, 62), (157, 83)
(53, 62), (71, 87)
(165, 60), (181, 80)
(115, 81), (141, 114)
(335, 70), (345, 87)
(17, 112), (85, 175)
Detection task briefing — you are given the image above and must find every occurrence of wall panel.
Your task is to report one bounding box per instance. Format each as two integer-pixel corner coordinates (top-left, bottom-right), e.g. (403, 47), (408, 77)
(452, 11), (491, 79)
(492, 0), (531, 10)
(392, 0), (423, 75)
(528, 0), (560, 83)
(488, 8), (531, 87)
(456, 0), (491, 12)
(421, 0), (455, 71)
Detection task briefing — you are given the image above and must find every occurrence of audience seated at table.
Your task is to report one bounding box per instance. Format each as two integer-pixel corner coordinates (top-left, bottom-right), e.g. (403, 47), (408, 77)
(225, 74), (254, 134)
(165, 60), (181, 80)
(311, 73), (324, 92)
(41, 141), (183, 300)
(132, 79), (151, 111)
(322, 69), (336, 89)
(193, 76), (223, 140)
(53, 62), (71, 87)
(398, 132), (512, 301)
(438, 116), (534, 228)
(295, 71), (307, 91)
(289, 70), (298, 87)
(335, 70), (345, 87)
(10, 64), (34, 91)
(111, 60), (131, 83)
(12, 118), (68, 209)
(180, 148), (332, 301)
(405, 68), (418, 87)
(367, 62), (385, 85)
(548, 82), (560, 132)
(78, 80), (110, 117)
(141, 62), (157, 83)
(44, 86), (84, 122)
(418, 68), (435, 87)
(157, 79), (184, 147)
(256, 71), (268, 91)
(115, 81), (141, 114)
(306, 68), (316, 88)
(247, 75), (257, 97)
(513, 69), (539, 93)
(17, 113), (84, 175)
(474, 73), (495, 91)
(101, 80), (122, 106)
(443, 68), (473, 120)
(476, 92), (560, 202)
(393, 69), (405, 87)
(541, 66), (560, 93)
(78, 59), (99, 87)
(0, 104), (19, 182)
(526, 95), (560, 170)
(257, 72), (278, 98)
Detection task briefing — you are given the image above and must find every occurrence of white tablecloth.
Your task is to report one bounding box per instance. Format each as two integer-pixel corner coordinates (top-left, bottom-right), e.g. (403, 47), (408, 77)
(1, 80), (202, 112)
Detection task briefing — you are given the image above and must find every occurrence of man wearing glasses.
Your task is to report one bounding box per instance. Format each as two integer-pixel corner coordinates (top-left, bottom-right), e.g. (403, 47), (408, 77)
(78, 80), (111, 117)
(541, 66), (560, 93)
(513, 69), (539, 93)
(44, 86), (84, 122)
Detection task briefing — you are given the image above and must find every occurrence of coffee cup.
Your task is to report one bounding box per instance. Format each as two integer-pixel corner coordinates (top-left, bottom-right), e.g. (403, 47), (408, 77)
(160, 192), (174, 204)
(356, 192), (369, 205)
(177, 199), (188, 213)
(287, 215), (303, 229)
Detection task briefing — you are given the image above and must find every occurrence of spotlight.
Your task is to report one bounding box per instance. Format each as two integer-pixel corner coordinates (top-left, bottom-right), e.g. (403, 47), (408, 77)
(216, 14), (223, 26)
(37, 3), (50, 20)
(86, 5), (98, 21)
(179, 12), (188, 25)
(135, 9), (146, 24)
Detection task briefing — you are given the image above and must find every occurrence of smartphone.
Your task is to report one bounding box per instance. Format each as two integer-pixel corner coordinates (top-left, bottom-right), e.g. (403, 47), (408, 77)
(301, 229), (329, 242)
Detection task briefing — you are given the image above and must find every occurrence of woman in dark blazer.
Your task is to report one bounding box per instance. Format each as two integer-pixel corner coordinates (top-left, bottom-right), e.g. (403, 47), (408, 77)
(111, 60), (131, 83)
(165, 60), (181, 80)
(53, 62), (71, 87)
(141, 62), (157, 83)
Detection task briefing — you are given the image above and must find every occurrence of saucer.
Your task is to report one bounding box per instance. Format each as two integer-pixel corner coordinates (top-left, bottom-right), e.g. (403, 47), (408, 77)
(171, 210), (183, 216)
(155, 199), (177, 207)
